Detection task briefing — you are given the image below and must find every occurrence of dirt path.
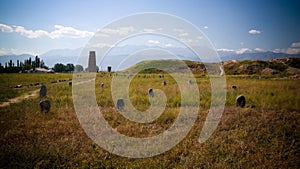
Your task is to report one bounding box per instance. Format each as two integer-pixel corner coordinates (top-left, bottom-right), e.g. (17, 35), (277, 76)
(0, 89), (40, 107)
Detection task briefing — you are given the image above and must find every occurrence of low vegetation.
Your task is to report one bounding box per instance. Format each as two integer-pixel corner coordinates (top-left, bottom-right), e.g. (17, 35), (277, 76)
(129, 58), (300, 76)
(0, 71), (299, 168)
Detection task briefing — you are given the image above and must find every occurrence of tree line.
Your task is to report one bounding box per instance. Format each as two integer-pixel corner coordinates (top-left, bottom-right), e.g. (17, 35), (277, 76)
(0, 55), (88, 73)
(0, 56), (47, 73)
(53, 63), (85, 72)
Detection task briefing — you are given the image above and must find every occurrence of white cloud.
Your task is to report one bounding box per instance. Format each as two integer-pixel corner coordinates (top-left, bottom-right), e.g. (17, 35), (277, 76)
(48, 25), (94, 39)
(0, 48), (36, 55)
(173, 28), (184, 33)
(287, 42), (300, 54)
(99, 27), (135, 36)
(118, 27), (135, 36)
(254, 48), (264, 52)
(173, 28), (190, 37)
(148, 40), (160, 44)
(0, 24), (13, 32)
(165, 43), (173, 47)
(236, 48), (251, 54)
(143, 28), (162, 32)
(178, 32), (189, 37)
(273, 48), (281, 53)
(291, 42), (300, 48)
(86, 40), (115, 48)
(87, 42), (113, 48)
(0, 23), (94, 39)
(286, 48), (300, 54)
(14, 26), (48, 38)
(248, 29), (262, 34)
(217, 48), (251, 54)
(197, 36), (203, 40)
(94, 33), (110, 37)
(217, 48), (235, 52)
(204, 26), (208, 29)
(275, 42), (300, 54)
(180, 38), (194, 43)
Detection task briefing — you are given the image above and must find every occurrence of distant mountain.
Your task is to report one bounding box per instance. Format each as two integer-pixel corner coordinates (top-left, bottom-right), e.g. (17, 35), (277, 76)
(1, 46), (300, 69)
(40, 48), (82, 67)
(96, 48), (300, 70)
(0, 48), (82, 68)
(219, 51), (300, 61)
(0, 54), (35, 66)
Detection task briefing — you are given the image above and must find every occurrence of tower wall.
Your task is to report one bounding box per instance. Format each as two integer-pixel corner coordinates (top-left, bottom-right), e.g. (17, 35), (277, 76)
(88, 51), (96, 72)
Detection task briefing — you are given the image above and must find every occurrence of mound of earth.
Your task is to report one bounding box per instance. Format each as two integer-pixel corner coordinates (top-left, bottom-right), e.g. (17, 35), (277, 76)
(124, 58), (300, 77)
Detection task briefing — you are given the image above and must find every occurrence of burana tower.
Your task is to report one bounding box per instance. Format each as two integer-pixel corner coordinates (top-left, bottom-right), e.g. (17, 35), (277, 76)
(87, 51), (97, 72)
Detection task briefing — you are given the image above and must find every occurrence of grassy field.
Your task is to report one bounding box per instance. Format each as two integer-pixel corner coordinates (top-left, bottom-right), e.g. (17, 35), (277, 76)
(0, 73), (299, 168)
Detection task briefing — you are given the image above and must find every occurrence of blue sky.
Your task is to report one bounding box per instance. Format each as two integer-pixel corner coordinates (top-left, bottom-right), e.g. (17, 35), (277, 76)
(0, 0), (299, 56)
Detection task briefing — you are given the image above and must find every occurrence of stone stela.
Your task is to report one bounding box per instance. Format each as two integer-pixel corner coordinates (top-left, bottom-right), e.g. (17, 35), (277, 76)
(40, 84), (47, 97)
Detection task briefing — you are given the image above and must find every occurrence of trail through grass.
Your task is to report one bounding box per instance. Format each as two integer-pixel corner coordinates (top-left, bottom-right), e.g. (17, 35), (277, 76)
(0, 89), (39, 107)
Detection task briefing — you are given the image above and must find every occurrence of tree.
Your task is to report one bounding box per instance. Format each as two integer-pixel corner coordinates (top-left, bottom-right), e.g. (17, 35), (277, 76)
(28, 57), (32, 66)
(32, 61), (36, 70)
(0, 55), (48, 73)
(35, 55), (40, 68)
(66, 63), (74, 72)
(54, 63), (66, 72)
(8, 60), (13, 68)
(23, 59), (32, 70)
(40, 60), (47, 68)
(0, 63), (4, 73)
(75, 65), (84, 72)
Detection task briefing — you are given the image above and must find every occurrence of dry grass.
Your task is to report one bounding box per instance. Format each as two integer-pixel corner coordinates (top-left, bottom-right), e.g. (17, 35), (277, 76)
(0, 73), (299, 168)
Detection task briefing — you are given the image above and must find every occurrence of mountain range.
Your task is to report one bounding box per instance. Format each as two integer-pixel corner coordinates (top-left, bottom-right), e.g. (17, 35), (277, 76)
(0, 46), (300, 68)
(217, 50), (300, 61)
(0, 54), (35, 67)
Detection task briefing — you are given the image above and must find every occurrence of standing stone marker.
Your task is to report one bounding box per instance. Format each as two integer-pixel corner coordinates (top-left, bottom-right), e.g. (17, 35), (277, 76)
(163, 80), (167, 86)
(107, 66), (112, 72)
(148, 88), (154, 97)
(116, 99), (125, 111)
(40, 84), (47, 97)
(40, 100), (51, 113)
(236, 95), (246, 108)
(231, 85), (237, 90)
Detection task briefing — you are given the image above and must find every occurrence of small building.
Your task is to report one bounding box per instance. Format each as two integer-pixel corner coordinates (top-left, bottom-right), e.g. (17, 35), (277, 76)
(31, 67), (54, 73)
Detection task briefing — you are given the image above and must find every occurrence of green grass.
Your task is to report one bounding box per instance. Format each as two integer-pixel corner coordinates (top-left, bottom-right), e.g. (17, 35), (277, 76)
(0, 73), (72, 102)
(0, 73), (299, 168)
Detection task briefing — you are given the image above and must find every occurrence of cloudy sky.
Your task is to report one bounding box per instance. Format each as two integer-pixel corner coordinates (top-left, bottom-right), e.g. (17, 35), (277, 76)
(0, 0), (299, 56)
